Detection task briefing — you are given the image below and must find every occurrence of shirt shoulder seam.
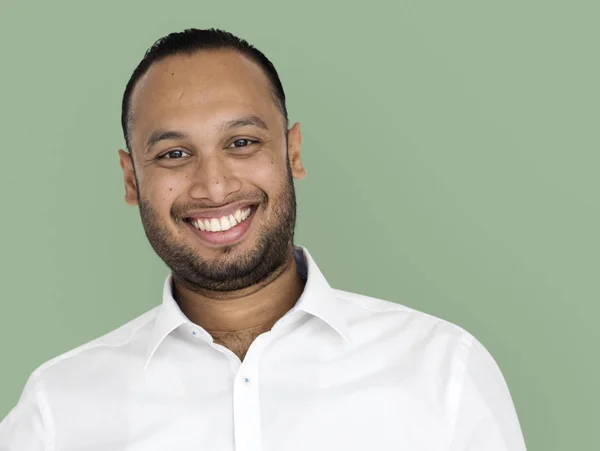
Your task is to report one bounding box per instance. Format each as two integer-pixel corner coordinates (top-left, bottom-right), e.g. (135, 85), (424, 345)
(31, 370), (54, 451)
(446, 331), (477, 450)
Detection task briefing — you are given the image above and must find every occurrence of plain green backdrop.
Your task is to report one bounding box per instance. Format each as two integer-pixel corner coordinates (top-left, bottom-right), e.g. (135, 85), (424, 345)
(1, 0), (598, 449)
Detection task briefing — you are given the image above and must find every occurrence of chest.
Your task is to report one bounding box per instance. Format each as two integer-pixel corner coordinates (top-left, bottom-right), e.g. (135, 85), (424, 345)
(50, 326), (453, 451)
(53, 358), (450, 451)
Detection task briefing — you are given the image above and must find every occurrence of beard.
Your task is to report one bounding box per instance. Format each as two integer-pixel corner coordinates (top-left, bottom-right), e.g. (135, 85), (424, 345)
(136, 160), (297, 294)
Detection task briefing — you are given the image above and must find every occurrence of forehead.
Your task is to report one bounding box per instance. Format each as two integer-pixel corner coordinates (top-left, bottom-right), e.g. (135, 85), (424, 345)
(128, 50), (280, 145)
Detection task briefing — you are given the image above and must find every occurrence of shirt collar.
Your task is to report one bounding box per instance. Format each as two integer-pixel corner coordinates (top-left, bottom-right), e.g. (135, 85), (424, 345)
(289, 246), (352, 344)
(143, 245), (351, 369)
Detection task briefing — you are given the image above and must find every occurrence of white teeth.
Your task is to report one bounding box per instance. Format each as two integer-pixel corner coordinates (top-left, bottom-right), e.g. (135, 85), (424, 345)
(191, 206), (253, 232)
(220, 216), (231, 231)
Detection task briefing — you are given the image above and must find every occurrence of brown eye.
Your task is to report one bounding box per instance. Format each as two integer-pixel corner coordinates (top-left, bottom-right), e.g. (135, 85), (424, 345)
(230, 139), (257, 148)
(158, 149), (189, 160)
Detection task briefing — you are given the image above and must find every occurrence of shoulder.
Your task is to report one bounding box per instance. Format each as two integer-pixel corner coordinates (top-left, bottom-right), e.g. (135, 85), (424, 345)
(332, 288), (508, 394)
(333, 288), (478, 356)
(333, 287), (474, 334)
(31, 307), (159, 381)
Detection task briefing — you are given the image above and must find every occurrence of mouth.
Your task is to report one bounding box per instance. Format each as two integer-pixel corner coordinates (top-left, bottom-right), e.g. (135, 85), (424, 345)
(183, 204), (258, 247)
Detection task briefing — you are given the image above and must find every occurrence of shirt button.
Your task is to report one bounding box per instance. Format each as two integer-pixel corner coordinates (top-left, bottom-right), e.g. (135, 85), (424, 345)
(244, 377), (250, 384)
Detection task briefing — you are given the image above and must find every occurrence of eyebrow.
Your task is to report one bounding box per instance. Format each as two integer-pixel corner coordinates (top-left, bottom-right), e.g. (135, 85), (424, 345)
(220, 115), (269, 132)
(145, 130), (190, 152)
(144, 115), (269, 153)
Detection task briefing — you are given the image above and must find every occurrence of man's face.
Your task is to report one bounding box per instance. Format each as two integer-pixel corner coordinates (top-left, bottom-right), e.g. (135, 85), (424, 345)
(118, 50), (305, 293)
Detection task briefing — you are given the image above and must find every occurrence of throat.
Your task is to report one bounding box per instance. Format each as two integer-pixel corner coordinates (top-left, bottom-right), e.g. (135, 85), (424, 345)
(212, 328), (267, 361)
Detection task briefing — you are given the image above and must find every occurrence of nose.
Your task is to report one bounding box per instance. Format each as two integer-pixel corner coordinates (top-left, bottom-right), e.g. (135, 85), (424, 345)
(187, 153), (241, 204)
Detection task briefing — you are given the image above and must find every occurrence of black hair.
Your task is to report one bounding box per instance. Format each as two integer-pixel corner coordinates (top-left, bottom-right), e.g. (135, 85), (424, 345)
(121, 28), (288, 152)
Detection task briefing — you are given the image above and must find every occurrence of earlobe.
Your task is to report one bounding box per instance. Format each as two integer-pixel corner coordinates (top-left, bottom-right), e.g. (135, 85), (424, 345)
(118, 149), (139, 206)
(287, 122), (306, 180)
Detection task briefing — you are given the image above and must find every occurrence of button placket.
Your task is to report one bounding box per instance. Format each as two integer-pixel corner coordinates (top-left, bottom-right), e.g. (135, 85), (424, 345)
(232, 333), (272, 451)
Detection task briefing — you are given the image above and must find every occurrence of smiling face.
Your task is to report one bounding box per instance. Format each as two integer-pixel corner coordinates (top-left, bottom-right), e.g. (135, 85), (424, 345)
(118, 49), (305, 293)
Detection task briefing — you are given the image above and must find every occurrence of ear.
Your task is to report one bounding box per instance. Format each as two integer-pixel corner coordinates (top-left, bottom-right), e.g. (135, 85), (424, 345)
(287, 122), (306, 180)
(118, 149), (139, 206)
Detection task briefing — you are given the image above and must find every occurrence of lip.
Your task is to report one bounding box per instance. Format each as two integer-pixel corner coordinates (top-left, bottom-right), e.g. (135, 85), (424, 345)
(184, 202), (257, 221)
(185, 204), (258, 247)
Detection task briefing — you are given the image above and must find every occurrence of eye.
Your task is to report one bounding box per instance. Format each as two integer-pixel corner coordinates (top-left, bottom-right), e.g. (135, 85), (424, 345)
(157, 149), (190, 160)
(229, 138), (258, 148)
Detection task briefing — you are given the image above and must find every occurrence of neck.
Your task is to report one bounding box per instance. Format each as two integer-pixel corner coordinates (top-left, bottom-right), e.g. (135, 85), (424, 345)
(172, 252), (306, 338)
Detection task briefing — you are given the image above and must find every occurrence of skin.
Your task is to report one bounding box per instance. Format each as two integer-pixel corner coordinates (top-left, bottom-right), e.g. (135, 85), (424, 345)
(118, 49), (306, 361)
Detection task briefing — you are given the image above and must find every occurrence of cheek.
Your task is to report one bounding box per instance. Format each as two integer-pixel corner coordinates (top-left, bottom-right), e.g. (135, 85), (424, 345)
(245, 157), (287, 196)
(143, 173), (182, 210)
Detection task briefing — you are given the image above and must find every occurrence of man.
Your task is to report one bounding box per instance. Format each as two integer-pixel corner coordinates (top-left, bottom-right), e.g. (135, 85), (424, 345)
(0, 28), (527, 450)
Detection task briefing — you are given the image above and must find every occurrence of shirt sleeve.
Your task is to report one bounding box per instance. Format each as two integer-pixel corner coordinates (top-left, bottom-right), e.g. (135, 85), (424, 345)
(449, 335), (528, 451)
(0, 371), (49, 451)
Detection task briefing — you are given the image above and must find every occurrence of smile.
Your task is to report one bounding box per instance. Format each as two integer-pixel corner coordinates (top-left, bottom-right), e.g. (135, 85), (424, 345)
(183, 204), (258, 247)
(186, 205), (253, 232)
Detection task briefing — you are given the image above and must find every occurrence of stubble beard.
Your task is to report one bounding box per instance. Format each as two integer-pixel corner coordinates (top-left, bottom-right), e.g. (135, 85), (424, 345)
(136, 164), (297, 294)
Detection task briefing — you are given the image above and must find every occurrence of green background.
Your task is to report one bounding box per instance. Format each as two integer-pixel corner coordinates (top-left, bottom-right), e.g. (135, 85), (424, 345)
(1, 0), (598, 449)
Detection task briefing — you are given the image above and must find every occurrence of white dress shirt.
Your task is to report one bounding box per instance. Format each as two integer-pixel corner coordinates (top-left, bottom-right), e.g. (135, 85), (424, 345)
(0, 246), (527, 450)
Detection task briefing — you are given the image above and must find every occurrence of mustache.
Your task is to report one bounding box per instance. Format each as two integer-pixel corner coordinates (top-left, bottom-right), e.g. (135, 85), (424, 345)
(170, 191), (268, 219)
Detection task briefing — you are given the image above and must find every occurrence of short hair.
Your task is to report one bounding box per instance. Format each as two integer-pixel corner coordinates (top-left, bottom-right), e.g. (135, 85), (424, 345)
(121, 28), (288, 152)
